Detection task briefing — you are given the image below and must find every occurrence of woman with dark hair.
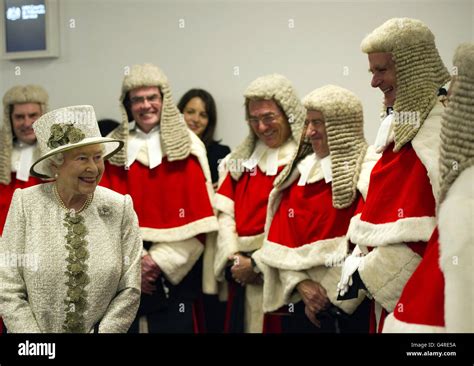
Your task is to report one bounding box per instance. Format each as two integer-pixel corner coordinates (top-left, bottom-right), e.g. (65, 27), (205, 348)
(178, 89), (230, 186)
(178, 89), (230, 333)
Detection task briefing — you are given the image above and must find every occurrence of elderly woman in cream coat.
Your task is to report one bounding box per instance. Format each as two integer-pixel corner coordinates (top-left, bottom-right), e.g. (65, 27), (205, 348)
(0, 105), (142, 333)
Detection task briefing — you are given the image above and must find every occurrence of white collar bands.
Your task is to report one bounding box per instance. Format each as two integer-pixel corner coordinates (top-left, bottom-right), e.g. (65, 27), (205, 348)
(297, 153), (332, 186)
(127, 125), (162, 169)
(374, 111), (395, 153)
(11, 142), (36, 182)
(319, 154), (333, 184)
(242, 139), (296, 176)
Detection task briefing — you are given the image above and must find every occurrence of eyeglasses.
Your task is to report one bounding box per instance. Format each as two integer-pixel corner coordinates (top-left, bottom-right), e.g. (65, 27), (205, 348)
(305, 119), (323, 127)
(129, 94), (162, 106)
(248, 113), (281, 126)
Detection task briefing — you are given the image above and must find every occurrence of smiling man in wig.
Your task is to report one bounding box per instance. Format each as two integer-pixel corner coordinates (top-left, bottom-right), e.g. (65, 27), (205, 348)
(214, 74), (305, 333)
(255, 85), (379, 333)
(0, 85), (49, 235)
(383, 43), (474, 333)
(100, 63), (218, 333)
(337, 18), (451, 332)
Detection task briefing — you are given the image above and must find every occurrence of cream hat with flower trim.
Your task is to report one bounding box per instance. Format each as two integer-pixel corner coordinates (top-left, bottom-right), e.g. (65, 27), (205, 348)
(30, 105), (124, 179)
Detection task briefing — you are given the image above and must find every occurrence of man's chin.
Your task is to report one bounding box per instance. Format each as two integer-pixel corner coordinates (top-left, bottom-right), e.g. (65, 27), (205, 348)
(261, 137), (279, 149)
(136, 119), (160, 131)
(384, 95), (396, 108)
(18, 136), (37, 145)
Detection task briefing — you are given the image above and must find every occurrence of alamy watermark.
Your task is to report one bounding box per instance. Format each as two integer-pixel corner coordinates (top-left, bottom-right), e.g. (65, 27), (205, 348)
(0, 251), (39, 272)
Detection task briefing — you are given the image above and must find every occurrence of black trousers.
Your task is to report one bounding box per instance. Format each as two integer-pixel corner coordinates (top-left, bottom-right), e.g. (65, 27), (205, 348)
(280, 298), (371, 334)
(281, 301), (337, 333)
(128, 299), (196, 333)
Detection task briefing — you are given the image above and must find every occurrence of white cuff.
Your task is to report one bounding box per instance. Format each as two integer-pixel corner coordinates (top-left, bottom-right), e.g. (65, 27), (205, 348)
(148, 237), (204, 285)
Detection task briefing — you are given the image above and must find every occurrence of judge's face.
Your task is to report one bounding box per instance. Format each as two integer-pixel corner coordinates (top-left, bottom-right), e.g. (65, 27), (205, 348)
(305, 110), (329, 159)
(129, 86), (163, 133)
(368, 52), (397, 108)
(247, 99), (291, 148)
(11, 102), (42, 145)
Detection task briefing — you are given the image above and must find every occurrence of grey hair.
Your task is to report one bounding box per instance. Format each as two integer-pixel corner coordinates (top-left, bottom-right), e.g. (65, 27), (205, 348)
(49, 153), (64, 167)
(47, 153), (64, 177)
(46, 145), (106, 178)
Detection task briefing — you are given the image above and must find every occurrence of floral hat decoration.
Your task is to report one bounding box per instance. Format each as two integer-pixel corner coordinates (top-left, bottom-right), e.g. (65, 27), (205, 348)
(30, 105), (124, 179)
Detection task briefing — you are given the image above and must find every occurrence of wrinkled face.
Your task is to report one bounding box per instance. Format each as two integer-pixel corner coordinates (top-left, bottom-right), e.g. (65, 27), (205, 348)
(248, 99), (291, 148)
(55, 145), (105, 196)
(11, 102), (42, 145)
(129, 86), (163, 133)
(183, 97), (209, 137)
(368, 52), (397, 108)
(305, 110), (329, 158)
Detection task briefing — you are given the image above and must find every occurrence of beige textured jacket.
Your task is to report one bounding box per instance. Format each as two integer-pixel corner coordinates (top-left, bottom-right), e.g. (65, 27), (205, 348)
(0, 183), (141, 333)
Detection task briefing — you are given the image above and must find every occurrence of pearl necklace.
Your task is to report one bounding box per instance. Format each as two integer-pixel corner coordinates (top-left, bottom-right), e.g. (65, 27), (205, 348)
(53, 184), (93, 214)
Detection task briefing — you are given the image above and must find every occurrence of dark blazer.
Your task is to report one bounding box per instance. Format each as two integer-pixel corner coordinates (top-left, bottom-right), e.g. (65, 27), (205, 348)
(206, 141), (231, 184)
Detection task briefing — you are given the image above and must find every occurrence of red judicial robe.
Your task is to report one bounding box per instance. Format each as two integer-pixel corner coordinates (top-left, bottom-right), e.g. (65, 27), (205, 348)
(383, 166), (474, 333)
(100, 142), (218, 333)
(255, 149), (379, 331)
(217, 166), (284, 333)
(348, 141), (437, 332)
(0, 174), (43, 236)
(214, 139), (297, 333)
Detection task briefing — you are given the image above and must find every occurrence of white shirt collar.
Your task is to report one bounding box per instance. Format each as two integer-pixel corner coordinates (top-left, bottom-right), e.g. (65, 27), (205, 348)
(374, 111), (395, 153)
(297, 153), (318, 186)
(11, 141), (36, 182)
(242, 139), (296, 176)
(297, 153), (332, 186)
(319, 154), (333, 184)
(127, 124), (162, 169)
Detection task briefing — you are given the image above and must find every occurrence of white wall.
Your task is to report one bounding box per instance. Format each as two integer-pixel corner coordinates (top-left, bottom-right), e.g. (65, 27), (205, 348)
(1, 0), (472, 148)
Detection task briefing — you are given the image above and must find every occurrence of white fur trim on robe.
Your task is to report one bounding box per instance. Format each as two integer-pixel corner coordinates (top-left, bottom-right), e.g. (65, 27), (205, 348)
(140, 216), (218, 243)
(253, 249), (308, 313)
(202, 231), (218, 294)
(214, 193), (234, 216)
(214, 212), (239, 281)
(358, 244), (422, 312)
(245, 283), (264, 333)
(254, 246), (365, 314)
(260, 236), (347, 271)
(412, 101), (443, 205)
(187, 132), (221, 293)
(438, 166), (473, 333)
(383, 313), (445, 333)
(214, 215), (264, 281)
(348, 214), (436, 248)
(148, 237), (204, 285)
